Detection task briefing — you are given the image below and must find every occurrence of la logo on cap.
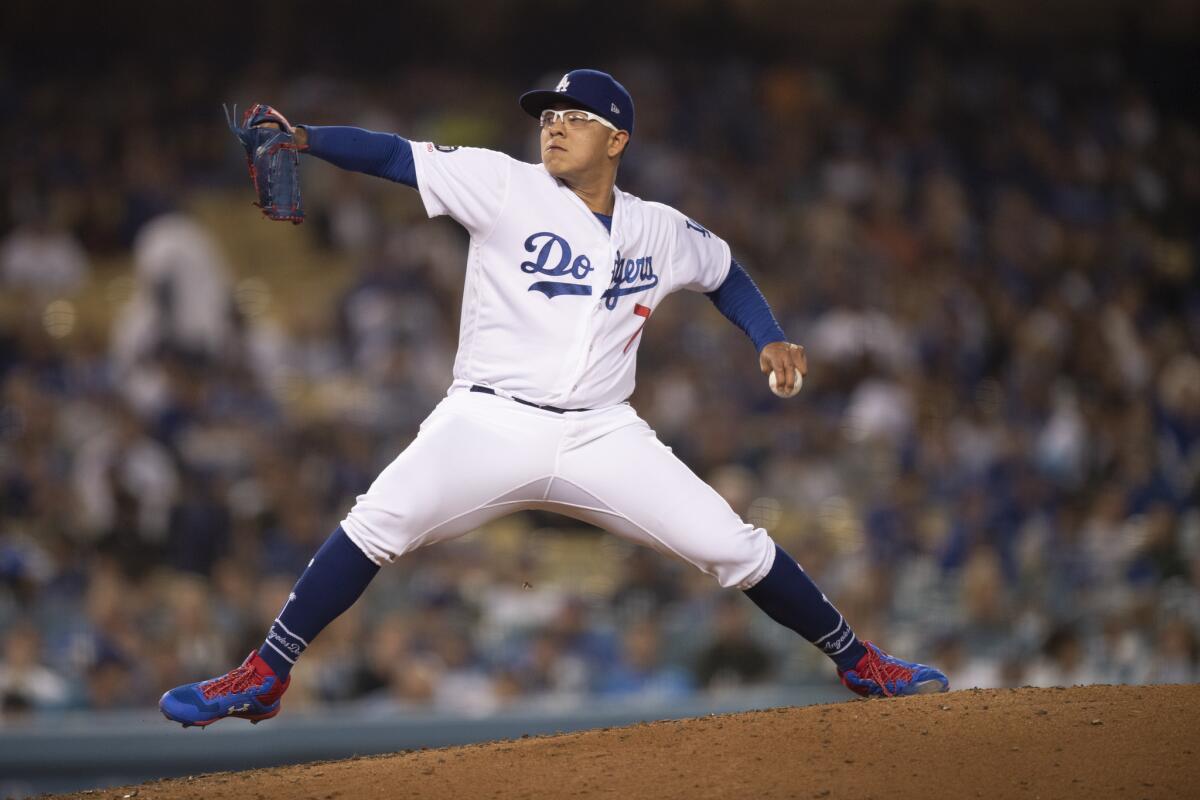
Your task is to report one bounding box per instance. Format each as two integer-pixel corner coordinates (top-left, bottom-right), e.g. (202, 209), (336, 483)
(556, 74), (570, 92)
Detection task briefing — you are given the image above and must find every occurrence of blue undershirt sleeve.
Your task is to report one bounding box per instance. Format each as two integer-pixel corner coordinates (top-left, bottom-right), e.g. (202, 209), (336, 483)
(300, 125), (417, 188)
(704, 259), (787, 352)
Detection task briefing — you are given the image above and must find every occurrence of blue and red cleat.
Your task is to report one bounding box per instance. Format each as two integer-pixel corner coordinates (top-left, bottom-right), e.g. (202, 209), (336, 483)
(160, 651), (290, 728)
(838, 641), (949, 697)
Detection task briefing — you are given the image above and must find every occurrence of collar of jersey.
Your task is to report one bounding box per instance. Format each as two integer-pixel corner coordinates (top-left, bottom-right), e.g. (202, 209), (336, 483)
(557, 176), (623, 241)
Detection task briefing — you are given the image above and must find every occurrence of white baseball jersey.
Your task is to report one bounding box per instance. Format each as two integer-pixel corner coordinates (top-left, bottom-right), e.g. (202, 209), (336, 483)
(409, 142), (732, 408)
(341, 142), (775, 593)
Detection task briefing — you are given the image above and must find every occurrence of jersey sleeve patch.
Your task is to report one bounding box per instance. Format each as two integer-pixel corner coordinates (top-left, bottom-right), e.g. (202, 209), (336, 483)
(411, 143), (511, 236)
(671, 211), (730, 294)
(685, 217), (712, 238)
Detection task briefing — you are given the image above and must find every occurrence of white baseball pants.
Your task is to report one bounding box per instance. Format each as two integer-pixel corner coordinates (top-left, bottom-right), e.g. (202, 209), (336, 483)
(341, 388), (776, 590)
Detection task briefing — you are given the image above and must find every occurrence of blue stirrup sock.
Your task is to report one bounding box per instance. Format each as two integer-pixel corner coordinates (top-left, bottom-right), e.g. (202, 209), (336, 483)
(257, 527), (380, 679)
(743, 544), (867, 672)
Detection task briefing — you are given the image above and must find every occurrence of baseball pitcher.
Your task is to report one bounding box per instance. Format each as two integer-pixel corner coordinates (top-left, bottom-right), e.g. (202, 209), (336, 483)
(162, 69), (948, 728)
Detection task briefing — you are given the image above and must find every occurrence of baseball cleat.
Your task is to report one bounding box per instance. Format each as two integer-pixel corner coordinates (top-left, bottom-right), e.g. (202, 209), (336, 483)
(159, 651), (290, 727)
(838, 641), (949, 698)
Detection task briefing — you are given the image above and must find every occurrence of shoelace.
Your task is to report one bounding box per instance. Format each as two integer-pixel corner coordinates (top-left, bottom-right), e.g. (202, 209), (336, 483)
(859, 649), (913, 698)
(200, 663), (264, 700)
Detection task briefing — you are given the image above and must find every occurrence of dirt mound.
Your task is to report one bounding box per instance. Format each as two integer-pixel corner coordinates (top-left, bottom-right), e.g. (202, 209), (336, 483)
(53, 685), (1199, 800)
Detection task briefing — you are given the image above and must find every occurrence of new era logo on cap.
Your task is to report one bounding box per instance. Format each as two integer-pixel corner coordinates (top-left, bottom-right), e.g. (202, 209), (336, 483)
(520, 69), (635, 134)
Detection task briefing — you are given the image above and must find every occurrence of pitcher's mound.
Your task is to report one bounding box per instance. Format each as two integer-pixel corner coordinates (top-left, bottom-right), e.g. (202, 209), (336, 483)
(55, 685), (1199, 799)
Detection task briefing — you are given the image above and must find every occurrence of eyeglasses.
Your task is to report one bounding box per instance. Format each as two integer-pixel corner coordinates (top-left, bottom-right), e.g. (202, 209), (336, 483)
(539, 108), (618, 132)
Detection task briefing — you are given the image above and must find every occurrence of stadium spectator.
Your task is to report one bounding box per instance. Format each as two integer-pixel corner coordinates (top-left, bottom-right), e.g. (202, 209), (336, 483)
(0, 624), (70, 714)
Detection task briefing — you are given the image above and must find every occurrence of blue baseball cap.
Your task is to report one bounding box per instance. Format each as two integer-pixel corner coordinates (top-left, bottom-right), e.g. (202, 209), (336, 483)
(519, 69), (635, 135)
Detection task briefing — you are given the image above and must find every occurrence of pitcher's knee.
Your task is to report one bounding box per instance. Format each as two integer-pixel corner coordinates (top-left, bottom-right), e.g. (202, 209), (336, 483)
(339, 512), (394, 565)
(340, 496), (428, 565)
(708, 528), (777, 590)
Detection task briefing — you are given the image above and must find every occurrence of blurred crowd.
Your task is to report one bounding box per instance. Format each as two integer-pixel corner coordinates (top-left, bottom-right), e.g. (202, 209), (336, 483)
(2, 14), (1199, 721)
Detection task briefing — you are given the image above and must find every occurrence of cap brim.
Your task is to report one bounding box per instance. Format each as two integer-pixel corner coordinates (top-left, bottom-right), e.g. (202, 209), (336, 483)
(519, 90), (608, 124)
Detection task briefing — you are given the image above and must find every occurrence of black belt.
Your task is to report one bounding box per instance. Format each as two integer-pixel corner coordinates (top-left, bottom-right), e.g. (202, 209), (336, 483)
(470, 385), (591, 414)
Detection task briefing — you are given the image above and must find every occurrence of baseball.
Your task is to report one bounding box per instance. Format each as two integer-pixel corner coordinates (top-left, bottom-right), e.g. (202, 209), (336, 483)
(769, 368), (803, 398)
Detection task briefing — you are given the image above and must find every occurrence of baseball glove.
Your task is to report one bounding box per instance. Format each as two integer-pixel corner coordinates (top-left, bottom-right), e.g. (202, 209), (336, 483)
(224, 103), (305, 224)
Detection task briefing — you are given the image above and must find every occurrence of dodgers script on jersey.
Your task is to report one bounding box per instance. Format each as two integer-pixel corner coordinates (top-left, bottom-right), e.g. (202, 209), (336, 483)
(410, 142), (731, 408)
